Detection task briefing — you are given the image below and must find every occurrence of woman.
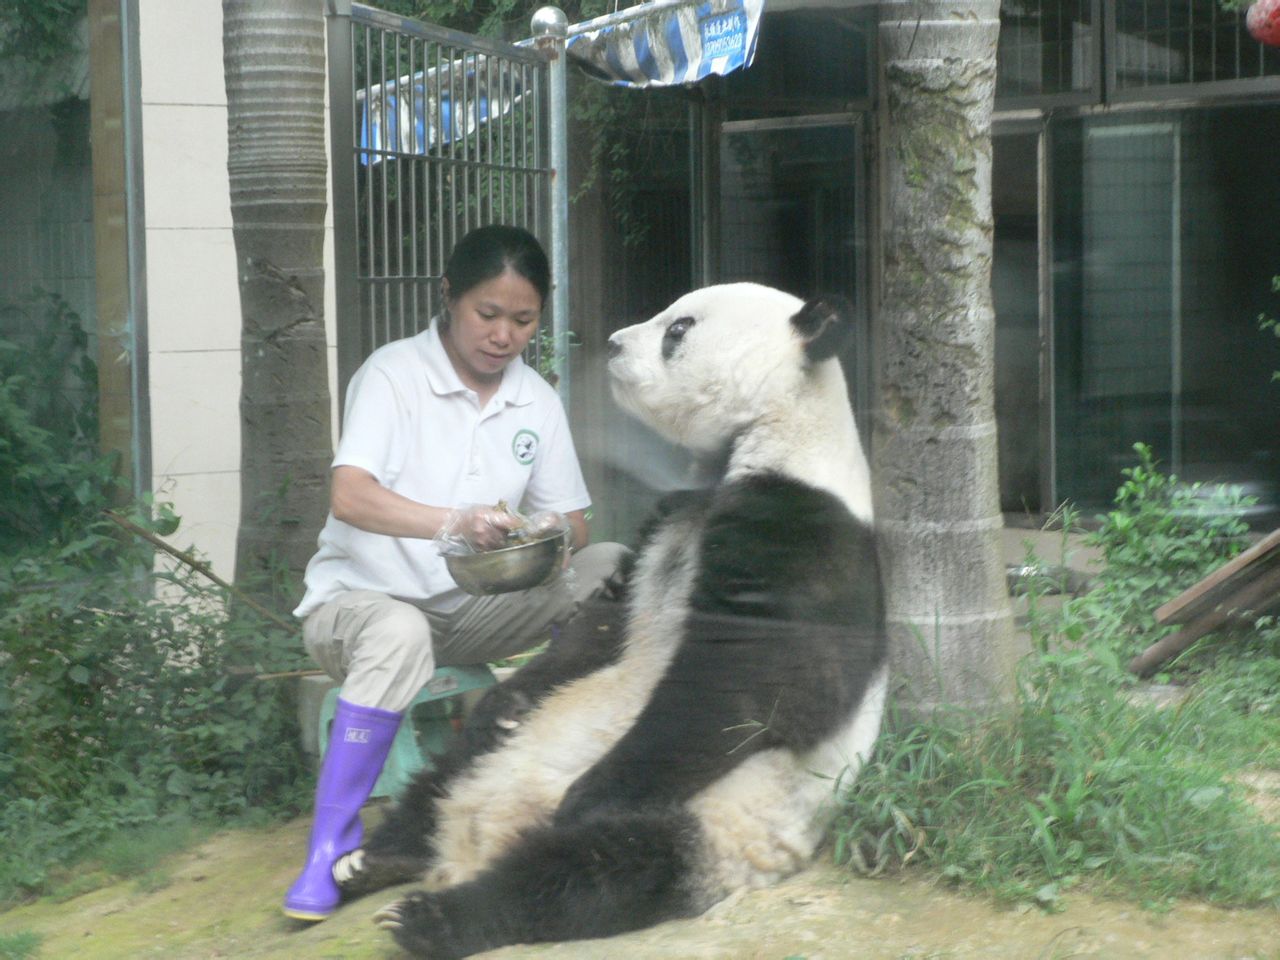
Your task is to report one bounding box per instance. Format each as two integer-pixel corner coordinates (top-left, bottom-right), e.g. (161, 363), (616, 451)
(283, 224), (623, 921)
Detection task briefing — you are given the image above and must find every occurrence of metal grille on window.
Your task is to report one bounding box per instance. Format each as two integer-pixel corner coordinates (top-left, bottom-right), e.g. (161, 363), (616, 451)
(1112, 0), (1280, 89)
(328, 5), (550, 393)
(997, 0), (1096, 100)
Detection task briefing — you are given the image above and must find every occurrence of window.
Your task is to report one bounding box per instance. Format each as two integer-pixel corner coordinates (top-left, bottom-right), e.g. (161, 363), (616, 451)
(1048, 107), (1280, 521)
(997, 0), (1097, 102)
(1112, 0), (1280, 91)
(996, 2), (1280, 107)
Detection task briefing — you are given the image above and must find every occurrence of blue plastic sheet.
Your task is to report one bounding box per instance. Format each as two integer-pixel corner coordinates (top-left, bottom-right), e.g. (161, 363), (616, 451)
(567, 0), (765, 88)
(356, 0), (766, 163)
(357, 53), (527, 163)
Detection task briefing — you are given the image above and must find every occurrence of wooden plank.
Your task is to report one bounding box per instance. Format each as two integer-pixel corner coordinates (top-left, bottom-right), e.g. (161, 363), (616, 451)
(1130, 562), (1280, 677)
(1155, 527), (1280, 626)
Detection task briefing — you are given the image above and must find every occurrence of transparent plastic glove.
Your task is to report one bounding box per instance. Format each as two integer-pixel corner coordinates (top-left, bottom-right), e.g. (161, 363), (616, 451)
(520, 510), (573, 571)
(435, 503), (521, 554)
(521, 510), (569, 540)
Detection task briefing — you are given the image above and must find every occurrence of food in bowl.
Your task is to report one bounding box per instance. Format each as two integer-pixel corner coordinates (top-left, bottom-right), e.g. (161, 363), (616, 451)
(443, 529), (570, 596)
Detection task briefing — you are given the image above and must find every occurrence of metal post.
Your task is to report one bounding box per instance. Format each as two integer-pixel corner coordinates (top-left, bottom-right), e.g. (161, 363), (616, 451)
(531, 6), (570, 404)
(325, 0), (360, 412)
(694, 86), (721, 285)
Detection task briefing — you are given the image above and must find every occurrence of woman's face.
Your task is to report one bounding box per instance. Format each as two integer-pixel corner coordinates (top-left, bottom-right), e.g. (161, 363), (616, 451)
(441, 267), (542, 393)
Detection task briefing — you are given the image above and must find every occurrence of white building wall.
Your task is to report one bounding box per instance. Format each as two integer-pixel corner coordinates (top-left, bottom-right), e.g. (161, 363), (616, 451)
(137, 0), (337, 581)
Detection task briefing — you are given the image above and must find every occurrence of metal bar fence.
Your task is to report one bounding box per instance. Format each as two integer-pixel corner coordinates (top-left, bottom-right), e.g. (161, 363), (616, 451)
(326, 1), (552, 404)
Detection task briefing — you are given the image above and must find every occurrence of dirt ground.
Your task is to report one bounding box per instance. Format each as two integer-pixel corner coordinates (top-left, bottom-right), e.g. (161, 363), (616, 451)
(2, 811), (1278, 960)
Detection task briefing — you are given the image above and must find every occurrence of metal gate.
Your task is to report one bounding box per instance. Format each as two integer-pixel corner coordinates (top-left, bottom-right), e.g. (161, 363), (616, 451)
(326, 1), (552, 395)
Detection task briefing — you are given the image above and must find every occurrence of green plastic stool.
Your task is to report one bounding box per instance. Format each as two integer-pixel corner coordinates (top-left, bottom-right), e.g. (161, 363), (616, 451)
(317, 665), (496, 800)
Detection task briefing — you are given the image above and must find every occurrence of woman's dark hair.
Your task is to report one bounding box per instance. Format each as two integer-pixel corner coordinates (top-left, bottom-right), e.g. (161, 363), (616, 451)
(443, 225), (550, 307)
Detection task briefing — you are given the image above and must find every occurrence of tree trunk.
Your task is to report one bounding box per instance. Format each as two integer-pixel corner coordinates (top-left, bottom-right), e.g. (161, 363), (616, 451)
(874, 0), (1022, 713)
(223, 0), (333, 607)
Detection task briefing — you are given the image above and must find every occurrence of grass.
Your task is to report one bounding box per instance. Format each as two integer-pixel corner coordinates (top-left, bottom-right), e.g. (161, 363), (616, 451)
(835, 652), (1280, 908)
(6, 814), (232, 908)
(94, 817), (203, 884)
(832, 508), (1280, 911)
(0, 931), (41, 960)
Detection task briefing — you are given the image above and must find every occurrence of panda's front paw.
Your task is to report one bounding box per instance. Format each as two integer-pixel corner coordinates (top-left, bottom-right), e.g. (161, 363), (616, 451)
(491, 690), (533, 731)
(465, 689), (534, 745)
(335, 847), (428, 901)
(374, 892), (454, 959)
(332, 848), (364, 885)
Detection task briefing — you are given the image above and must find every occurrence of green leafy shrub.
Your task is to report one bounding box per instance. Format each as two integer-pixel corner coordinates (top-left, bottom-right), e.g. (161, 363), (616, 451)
(1067, 442), (1253, 660)
(0, 512), (311, 903)
(0, 292), (312, 903)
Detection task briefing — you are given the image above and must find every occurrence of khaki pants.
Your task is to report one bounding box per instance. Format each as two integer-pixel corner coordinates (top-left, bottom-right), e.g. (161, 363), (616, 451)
(302, 541), (628, 712)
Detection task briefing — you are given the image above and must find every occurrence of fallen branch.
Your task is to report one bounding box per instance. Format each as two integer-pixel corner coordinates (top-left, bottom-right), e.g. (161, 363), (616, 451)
(103, 510), (297, 635)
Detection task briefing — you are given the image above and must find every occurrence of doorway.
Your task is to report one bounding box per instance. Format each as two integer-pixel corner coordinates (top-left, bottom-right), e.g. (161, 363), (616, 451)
(716, 116), (870, 425)
(993, 126), (1046, 515)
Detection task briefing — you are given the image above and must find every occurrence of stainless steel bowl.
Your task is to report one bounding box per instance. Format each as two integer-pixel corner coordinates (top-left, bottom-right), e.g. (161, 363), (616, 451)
(443, 530), (570, 595)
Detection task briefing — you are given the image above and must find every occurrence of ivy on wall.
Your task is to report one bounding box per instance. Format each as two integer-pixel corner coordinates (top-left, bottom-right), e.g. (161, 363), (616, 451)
(0, 0), (85, 67)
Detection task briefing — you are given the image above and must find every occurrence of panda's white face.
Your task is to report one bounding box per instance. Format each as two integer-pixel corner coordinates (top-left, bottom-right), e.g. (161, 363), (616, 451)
(607, 283), (812, 454)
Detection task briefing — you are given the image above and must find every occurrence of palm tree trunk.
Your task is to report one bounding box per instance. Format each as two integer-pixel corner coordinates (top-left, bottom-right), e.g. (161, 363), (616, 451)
(223, 0), (332, 607)
(874, 0), (1022, 713)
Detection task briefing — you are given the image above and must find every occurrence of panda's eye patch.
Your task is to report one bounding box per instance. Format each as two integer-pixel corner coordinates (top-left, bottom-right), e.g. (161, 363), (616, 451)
(662, 316), (696, 360)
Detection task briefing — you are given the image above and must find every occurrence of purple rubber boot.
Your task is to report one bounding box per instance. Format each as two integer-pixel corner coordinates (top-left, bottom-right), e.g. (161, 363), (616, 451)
(283, 697), (402, 921)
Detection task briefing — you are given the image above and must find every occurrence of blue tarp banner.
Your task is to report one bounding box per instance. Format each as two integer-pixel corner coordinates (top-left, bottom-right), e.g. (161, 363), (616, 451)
(566, 0), (765, 88)
(356, 0), (765, 162)
(357, 54), (528, 163)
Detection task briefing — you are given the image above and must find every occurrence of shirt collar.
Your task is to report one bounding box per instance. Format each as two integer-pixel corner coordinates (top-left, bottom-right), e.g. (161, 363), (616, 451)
(417, 317), (534, 407)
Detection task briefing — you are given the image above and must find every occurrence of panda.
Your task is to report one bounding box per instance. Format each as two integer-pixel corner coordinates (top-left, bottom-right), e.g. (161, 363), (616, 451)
(335, 282), (889, 959)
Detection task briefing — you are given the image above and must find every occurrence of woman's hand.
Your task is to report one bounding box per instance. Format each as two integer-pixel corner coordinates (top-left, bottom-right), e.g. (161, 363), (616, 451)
(330, 465), (589, 553)
(438, 504), (522, 551)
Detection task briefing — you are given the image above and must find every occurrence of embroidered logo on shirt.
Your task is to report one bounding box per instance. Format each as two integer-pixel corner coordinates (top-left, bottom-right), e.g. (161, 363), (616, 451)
(512, 428), (539, 465)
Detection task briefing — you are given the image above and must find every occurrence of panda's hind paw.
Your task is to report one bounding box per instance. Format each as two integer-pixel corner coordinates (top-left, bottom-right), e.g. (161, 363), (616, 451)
(374, 892), (455, 959)
(372, 899), (403, 929)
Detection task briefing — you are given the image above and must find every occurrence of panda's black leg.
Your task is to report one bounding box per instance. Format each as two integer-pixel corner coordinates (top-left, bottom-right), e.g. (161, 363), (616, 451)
(337, 595), (632, 907)
(458, 592), (630, 751)
(374, 806), (704, 959)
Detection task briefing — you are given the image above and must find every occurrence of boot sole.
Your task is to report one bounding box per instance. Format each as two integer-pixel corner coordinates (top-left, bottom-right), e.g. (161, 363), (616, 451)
(282, 905), (334, 922)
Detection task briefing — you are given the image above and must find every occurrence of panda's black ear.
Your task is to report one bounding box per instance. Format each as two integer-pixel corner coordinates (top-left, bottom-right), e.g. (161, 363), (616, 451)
(791, 295), (853, 364)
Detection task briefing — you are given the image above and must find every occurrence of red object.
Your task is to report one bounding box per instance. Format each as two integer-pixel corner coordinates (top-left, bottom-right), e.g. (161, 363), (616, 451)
(1247, 0), (1280, 48)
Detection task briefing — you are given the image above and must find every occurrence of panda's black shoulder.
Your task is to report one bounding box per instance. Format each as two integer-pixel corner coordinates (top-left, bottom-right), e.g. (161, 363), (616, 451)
(701, 471), (873, 561)
(693, 472), (881, 627)
(633, 487), (716, 550)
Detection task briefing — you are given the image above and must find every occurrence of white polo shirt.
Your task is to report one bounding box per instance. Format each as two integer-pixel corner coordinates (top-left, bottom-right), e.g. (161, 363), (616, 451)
(293, 320), (591, 618)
